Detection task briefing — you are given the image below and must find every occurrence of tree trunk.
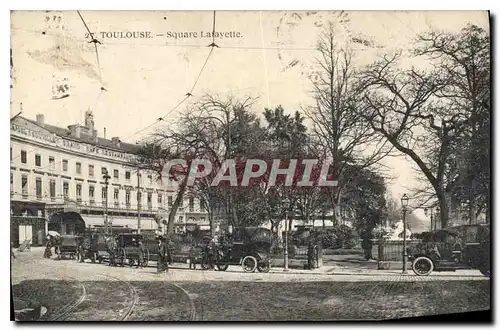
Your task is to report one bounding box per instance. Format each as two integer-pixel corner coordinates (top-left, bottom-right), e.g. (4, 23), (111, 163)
(167, 177), (188, 236)
(437, 192), (450, 229)
(468, 199), (475, 225)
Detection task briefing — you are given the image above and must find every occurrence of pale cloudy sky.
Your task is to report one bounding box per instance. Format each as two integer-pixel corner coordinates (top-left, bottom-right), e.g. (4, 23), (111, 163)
(10, 10), (489, 198)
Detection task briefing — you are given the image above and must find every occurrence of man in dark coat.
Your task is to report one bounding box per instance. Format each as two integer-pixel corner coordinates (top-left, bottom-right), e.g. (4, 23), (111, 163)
(43, 237), (52, 259)
(157, 236), (168, 273)
(362, 231), (373, 261)
(307, 235), (315, 270)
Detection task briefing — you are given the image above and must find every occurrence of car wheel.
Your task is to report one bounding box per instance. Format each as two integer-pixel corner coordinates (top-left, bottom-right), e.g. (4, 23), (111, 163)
(242, 256), (257, 273)
(412, 256), (434, 276)
(257, 259), (271, 273)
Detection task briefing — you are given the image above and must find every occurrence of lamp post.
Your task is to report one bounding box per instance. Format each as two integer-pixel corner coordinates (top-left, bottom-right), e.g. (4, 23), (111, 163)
(283, 197), (291, 272)
(401, 194), (409, 274)
(103, 170), (111, 235)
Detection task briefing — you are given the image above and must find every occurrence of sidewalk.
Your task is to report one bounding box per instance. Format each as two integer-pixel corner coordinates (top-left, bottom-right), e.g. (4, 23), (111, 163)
(267, 265), (485, 278)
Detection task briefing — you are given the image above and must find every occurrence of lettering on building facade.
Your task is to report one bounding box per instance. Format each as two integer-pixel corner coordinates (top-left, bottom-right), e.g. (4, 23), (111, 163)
(11, 122), (137, 163)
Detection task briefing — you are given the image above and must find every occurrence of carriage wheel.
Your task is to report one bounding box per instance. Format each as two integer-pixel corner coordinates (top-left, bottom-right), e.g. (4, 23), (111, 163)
(242, 256), (257, 273)
(412, 256), (434, 276)
(257, 259), (271, 273)
(141, 249), (150, 267)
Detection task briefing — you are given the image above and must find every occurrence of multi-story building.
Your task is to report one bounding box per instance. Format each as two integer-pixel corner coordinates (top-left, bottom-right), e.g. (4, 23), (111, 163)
(10, 110), (209, 247)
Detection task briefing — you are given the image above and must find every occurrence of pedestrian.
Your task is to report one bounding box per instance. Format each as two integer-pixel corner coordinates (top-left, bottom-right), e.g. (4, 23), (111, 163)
(78, 238), (85, 263)
(188, 242), (197, 270)
(43, 237), (52, 259)
(157, 236), (168, 273)
(54, 235), (61, 256)
(107, 237), (116, 266)
(362, 231), (373, 261)
(136, 239), (145, 269)
(206, 238), (215, 270)
(307, 236), (315, 270)
(11, 241), (17, 260)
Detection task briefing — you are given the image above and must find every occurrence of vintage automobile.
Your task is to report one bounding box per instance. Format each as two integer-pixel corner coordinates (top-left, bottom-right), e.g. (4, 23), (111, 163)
(408, 224), (490, 277)
(58, 235), (82, 260)
(214, 227), (273, 273)
(114, 233), (150, 267)
(84, 232), (110, 263)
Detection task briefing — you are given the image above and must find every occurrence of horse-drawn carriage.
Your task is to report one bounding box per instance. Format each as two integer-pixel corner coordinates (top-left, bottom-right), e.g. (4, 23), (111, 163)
(214, 227), (273, 273)
(58, 235), (83, 260)
(408, 224), (490, 276)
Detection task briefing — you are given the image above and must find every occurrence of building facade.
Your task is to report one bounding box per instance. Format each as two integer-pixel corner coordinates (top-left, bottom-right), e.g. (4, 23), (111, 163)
(10, 111), (209, 246)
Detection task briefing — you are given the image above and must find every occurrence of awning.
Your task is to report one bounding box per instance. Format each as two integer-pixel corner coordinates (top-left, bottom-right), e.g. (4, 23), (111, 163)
(80, 216), (158, 230)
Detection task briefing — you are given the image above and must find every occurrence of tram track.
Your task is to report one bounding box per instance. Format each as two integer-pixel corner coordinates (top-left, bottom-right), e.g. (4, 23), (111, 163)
(47, 276), (87, 321)
(165, 282), (197, 321)
(95, 273), (139, 321)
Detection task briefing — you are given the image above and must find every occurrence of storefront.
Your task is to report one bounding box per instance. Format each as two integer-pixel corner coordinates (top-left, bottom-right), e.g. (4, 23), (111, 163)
(10, 216), (46, 248)
(10, 201), (47, 247)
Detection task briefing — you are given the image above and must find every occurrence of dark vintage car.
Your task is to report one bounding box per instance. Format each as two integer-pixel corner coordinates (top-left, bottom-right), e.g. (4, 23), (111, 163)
(84, 232), (110, 263)
(215, 227), (273, 273)
(114, 233), (150, 267)
(408, 224), (490, 276)
(58, 235), (83, 260)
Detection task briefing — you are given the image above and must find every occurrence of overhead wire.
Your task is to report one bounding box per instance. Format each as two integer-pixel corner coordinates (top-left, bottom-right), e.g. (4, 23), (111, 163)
(11, 11), (219, 169)
(119, 10), (219, 142)
(77, 10), (103, 84)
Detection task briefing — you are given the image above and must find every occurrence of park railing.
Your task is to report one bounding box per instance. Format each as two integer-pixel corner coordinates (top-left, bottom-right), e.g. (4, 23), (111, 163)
(372, 239), (422, 261)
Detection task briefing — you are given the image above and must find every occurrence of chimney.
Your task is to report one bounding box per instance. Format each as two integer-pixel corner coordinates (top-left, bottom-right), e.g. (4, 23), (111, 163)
(104, 127), (106, 139)
(68, 124), (81, 138)
(111, 137), (121, 147)
(36, 114), (45, 126)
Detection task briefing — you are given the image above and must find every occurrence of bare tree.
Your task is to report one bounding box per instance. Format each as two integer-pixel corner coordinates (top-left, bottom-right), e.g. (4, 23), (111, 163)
(358, 24), (490, 228)
(304, 23), (393, 224)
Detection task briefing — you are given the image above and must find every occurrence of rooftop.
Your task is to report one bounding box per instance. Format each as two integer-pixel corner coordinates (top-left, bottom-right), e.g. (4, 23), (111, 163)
(17, 111), (143, 155)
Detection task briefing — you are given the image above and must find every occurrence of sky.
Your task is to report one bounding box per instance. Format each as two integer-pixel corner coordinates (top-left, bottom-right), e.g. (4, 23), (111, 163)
(10, 10), (490, 199)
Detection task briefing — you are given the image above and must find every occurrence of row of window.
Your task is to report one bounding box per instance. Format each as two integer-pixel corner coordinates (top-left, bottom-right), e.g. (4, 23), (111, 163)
(11, 173), (202, 211)
(12, 148), (154, 182)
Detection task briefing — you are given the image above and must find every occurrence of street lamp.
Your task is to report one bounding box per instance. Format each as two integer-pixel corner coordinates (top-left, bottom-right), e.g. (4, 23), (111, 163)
(103, 170), (111, 235)
(424, 207), (434, 232)
(401, 194), (409, 274)
(282, 197), (291, 272)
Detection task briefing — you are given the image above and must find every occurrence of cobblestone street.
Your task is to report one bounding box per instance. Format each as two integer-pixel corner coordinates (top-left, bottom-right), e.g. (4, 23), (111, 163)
(11, 249), (490, 321)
